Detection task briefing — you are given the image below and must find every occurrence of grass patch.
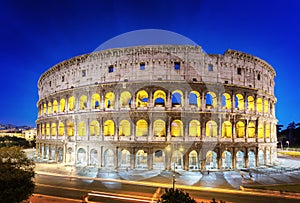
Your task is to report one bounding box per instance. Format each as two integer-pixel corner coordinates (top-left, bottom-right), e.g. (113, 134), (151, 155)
(278, 151), (300, 157)
(245, 184), (300, 193)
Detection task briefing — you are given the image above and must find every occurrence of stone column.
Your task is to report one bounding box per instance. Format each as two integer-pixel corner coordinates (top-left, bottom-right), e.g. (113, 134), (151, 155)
(183, 152), (189, 170)
(86, 145), (90, 166)
(232, 147), (236, 170)
(115, 147), (119, 170)
(184, 90), (189, 110)
(130, 148), (136, 170)
(147, 147), (153, 170)
(245, 148), (248, 168)
(201, 92), (205, 111)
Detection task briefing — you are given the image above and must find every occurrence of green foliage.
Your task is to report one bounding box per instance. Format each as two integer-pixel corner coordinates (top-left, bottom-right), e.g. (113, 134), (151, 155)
(0, 136), (34, 148)
(158, 188), (197, 203)
(0, 146), (35, 203)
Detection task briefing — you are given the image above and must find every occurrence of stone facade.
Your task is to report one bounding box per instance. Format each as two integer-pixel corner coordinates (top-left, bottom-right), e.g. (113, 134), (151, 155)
(36, 45), (277, 171)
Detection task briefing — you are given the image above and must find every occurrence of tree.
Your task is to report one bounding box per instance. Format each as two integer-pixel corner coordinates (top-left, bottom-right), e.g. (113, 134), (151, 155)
(158, 188), (197, 203)
(0, 146), (35, 203)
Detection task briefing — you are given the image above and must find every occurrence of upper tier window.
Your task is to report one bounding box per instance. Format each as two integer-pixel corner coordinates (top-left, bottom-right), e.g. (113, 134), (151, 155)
(174, 62), (180, 70)
(208, 64), (213, 71)
(82, 70), (86, 77)
(140, 62), (145, 70)
(237, 68), (242, 75)
(108, 65), (114, 73)
(257, 74), (261, 80)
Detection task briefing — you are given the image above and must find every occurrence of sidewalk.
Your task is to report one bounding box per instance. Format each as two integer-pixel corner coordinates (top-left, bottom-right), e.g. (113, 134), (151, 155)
(29, 194), (81, 203)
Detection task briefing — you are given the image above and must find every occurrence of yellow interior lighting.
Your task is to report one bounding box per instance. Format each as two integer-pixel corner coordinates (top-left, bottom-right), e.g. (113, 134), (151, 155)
(222, 121), (232, 138)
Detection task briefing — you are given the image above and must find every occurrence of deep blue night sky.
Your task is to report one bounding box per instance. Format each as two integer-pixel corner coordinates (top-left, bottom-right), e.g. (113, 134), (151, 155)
(1, 0), (299, 127)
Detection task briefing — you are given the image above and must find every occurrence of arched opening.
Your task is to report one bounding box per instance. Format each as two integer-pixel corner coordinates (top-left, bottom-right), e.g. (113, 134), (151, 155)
(136, 120), (148, 137)
(266, 124), (270, 138)
(222, 121), (232, 138)
(136, 150), (148, 169)
(67, 122), (74, 136)
(90, 149), (98, 166)
(257, 98), (262, 113)
(222, 93), (231, 109)
(46, 123), (50, 136)
(189, 120), (200, 137)
(172, 90), (183, 107)
(91, 94), (100, 109)
(248, 151), (255, 168)
(68, 96), (75, 111)
(153, 120), (166, 137)
(236, 121), (245, 138)
(206, 92), (217, 108)
(53, 100), (58, 113)
(171, 150), (183, 170)
(264, 100), (269, 114)
(78, 121), (86, 136)
(43, 103), (47, 114)
(247, 122), (255, 138)
(154, 90), (166, 107)
(57, 147), (63, 163)
(104, 149), (114, 167)
(189, 150), (199, 170)
(77, 148), (86, 165)
(47, 102), (52, 114)
(136, 90), (148, 107)
(153, 150), (165, 169)
(66, 147), (73, 163)
(258, 150), (264, 166)
(247, 96), (255, 111)
(222, 151), (232, 170)
(60, 98), (65, 112)
(120, 91), (132, 108)
(235, 94), (244, 110)
(258, 123), (264, 138)
(206, 120), (218, 137)
(51, 123), (57, 136)
(104, 120), (115, 136)
(119, 120), (131, 136)
(120, 149), (130, 168)
(266, 149), (271, 164)
(89, 120), (100, 136)
(58, 122), (64, 136)
(105, 92), (115, 108)
(236, 150), (245, 169)
(206, 151), (217, 170)
(79, 95), (87, 110)
(171, 120), (183, 137)
(189, 91), (200, 108)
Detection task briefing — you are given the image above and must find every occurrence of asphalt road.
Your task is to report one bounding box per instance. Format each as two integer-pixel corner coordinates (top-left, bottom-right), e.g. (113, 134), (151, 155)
(34, 174), (300, 203)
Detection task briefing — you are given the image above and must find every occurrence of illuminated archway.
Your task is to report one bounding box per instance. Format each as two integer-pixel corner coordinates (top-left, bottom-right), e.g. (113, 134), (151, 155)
(248, 151), (255, 168)
(57, 147), (63, 162)
(43, 103), (46, 114)
(257, 98), (262, 113)
(60, 98), (65, 112)
(136, 119), (148, 137)
(47, 102), (52, 114)
(153, 119), (166, 137)
(235, 94), (244, 110)
(222, 151), (232, 169)
(206, 92), (217, 108)
(222, 121), (232, 138)
(77, 148), (86, 165)
(120, 149), (130, 168)
(51, 123), (57, 136)
(266, 149), (271, 164)
(258, 123), (264, 138)
(189, 91), (200, 108)
(258, 150), (264, 166)
(222, 93), (231, 109)
(136, 90), (148, 107)
(104, 120), (115, 136)
(79, 95), (87, 110)
(153, 150), (165, 169)
(67, 122), (74, 136)
(41, 124), (45, 136)
(206, 151), (217, 169)
(58, 122), (64, 136)
(53, 100), (58, 113)
(90, 149), (98, 166)
(206, 120), (218, 137)
(236, 150), (245, 169)
(91, 93), (100, 109)
(78, 121), (86, 136)
(154, 90), (166, 107)
(105, 92), (115, 108)
(189, 150), (199, 169)
(171, 120), (183, 137)
(46, 123), (50, 136)
(172, 150), (183, 170)
(89, 120), (100, 136)
(266, 124), (270, 138)
(119, 120), (130, 136)
(189, 120), (200, 137)
(136, 150), (147, 168)
(120, 91), (132, 108)
(236, 121), (245, 138)
(104, 149), (114, 167)
(247, 96), (254, 111)
(247, 122), (255, 138)
(68, 96), (75, 111)
(264, 100), (269, 114)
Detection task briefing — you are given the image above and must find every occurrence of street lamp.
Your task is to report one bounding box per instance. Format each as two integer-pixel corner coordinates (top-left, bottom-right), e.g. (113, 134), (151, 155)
(286, 141), (289, 149)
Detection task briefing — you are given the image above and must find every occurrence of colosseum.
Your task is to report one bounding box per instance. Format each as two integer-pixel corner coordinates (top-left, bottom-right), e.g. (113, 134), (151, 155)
(36, 43), (277, 171)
